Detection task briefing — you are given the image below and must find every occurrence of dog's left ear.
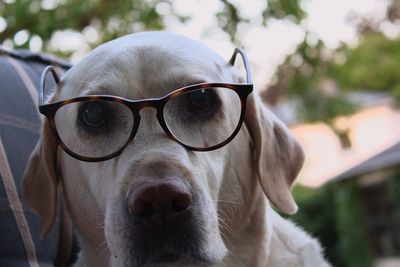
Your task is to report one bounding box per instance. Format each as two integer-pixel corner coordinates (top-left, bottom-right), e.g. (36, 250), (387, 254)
(23, 119), (60, 238)
(245, 94), (304, 214)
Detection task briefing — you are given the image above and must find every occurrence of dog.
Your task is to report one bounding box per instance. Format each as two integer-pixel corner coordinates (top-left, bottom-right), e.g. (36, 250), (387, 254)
(22, 32), (330, 267)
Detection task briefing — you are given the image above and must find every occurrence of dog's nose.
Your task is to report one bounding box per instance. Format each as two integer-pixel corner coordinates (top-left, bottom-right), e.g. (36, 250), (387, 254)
(127, 179), (192, 226)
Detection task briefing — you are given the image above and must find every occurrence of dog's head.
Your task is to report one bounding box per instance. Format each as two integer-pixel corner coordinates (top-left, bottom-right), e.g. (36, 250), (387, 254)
(23, 32), (304, 266)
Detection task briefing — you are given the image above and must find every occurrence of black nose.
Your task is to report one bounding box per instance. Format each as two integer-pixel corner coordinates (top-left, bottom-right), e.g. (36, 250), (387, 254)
(127, 178), (192, 226)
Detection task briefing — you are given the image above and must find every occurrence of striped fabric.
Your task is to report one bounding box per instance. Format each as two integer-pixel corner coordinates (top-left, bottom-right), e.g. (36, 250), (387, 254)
(0, 47), (72, 267)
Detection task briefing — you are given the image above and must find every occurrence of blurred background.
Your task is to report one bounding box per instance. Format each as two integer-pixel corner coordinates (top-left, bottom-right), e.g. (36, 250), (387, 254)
(1, 0), (400, 266)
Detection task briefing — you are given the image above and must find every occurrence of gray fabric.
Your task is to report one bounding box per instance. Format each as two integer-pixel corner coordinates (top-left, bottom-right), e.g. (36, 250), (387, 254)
(0, 47), (71, 266)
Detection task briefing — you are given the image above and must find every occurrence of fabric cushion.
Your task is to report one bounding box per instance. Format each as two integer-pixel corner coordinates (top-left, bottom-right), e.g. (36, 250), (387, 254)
(0, 46), (72, 267)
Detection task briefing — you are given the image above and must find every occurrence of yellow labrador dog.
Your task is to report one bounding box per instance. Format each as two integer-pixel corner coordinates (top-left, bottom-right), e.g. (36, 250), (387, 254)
(23, 32), (330, 267)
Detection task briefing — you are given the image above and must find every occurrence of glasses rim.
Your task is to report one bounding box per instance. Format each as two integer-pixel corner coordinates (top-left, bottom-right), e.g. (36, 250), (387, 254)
(39, 48), (254, 162)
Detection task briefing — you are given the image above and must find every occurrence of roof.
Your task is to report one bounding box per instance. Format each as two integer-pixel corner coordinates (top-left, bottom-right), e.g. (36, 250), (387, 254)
(332, 141), (400, 182)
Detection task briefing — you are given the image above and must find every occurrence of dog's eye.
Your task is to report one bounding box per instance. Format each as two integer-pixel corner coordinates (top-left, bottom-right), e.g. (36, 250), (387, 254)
(80, 102), (106, 127)
(186, 89), (218, 115)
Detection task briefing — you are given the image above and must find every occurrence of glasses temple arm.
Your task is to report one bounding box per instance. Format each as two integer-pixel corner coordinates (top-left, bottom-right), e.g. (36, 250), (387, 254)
(228, 48), (253, 84)
(39, 65), (60, 106)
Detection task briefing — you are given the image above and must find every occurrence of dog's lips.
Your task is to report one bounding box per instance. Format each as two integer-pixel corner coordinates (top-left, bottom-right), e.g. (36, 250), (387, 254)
(150, 250), (183, 263)
(142, 251), (208, 267)
(128, 250), (202, 267)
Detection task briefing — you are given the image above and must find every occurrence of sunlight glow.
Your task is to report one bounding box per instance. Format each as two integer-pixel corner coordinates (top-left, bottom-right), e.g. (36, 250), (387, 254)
(0, 17), (7, 33)
(13, 30), (30, 46)
(29, 35), (43, 52)
(302, 0), (390, 48)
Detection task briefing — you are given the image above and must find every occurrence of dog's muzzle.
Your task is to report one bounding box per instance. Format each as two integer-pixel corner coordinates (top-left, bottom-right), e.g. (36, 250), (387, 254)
(123, 177), (212, 266)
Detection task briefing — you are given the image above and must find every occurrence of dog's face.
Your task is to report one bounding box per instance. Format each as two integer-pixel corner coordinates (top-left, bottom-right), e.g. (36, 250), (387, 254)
(23, 32), (304, 267)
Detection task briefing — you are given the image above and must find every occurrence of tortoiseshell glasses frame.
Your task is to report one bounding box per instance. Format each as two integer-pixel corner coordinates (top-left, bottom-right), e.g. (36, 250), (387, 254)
(39, 48), (254, 162)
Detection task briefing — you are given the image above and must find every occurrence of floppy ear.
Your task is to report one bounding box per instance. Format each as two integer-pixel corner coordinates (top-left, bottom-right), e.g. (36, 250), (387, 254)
(245, 94), (304, 214)
(23, 119), (60, 238)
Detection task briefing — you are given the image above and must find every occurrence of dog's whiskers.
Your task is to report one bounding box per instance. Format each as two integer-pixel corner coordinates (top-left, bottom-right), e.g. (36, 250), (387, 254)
(217, 209), (233, 233)
(212, 199), (241, 205)
(217, 209), (234, 247)
(88, 240), (109, 266)
(72, 209), (106, 234)
(218, 219), (233, 247)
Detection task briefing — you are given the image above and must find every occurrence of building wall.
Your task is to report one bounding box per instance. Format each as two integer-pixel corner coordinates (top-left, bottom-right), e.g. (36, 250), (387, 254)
(290, 104), (400, 187)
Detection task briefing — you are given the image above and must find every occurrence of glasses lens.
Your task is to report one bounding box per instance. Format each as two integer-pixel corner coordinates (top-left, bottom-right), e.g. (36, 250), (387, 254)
(54, 100), (134, 158)
(164, 87), (242, 149)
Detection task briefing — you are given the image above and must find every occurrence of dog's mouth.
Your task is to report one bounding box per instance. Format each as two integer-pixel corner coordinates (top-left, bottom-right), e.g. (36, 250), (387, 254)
(151, 250), (182, 263)
(127, 244), (214, 267)
(138, 250), (206, 267)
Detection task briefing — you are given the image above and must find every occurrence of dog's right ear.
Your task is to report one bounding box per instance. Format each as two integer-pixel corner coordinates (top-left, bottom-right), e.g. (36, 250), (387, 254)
(244, 94), (304, 214)
(23, 119), (60, 238)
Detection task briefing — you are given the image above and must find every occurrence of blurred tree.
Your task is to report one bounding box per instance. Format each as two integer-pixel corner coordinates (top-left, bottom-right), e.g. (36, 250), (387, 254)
(262, 35), (356, 123)
(388, 170), (400, 249)
(334, 33), (400, 101)
(261, 0), (400, 122)
(0, 0), (304, 54)
(216, 0), (304, 44)
(0, 0), (173, 56)
(292, 182), (374, 267)
(331, 0), (400, 101)
(258, 0), (400, 151)
(334, 181), (373, 267)
(291, 184), (343, 266)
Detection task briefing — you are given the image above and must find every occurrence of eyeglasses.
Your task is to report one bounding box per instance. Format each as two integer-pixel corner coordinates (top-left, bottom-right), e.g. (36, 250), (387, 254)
(39, 48), (253, 162)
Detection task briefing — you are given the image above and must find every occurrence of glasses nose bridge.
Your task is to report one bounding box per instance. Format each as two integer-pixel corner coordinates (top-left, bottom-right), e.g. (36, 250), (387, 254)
(132, 99), (165, 132)
(134, 98), (163, 113)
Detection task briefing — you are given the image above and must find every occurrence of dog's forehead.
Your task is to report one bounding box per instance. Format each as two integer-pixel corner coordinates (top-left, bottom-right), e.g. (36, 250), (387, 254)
(60, 32), (233, 99)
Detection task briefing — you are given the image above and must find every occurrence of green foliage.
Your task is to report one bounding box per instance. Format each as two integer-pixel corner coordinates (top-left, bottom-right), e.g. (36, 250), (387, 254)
(292, 184), (343, 266)
(268, 30), (400, 122)
(216, 0), (305, 44)
(284, 37), (328, 97)
(334, 181), (373, 267)
(387, 171), (400, 244)
(0, 0), (168, 51)
(1, 0), (307, 51)
(334, 33), (400, 95)
(275, 36), (357, 122)
(392, 83), (400, 103)
(295, 90), (356, 123)
(216, 0), (247, 44)
(293, 182), (374, 267)
(262, 0), (305, 23)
